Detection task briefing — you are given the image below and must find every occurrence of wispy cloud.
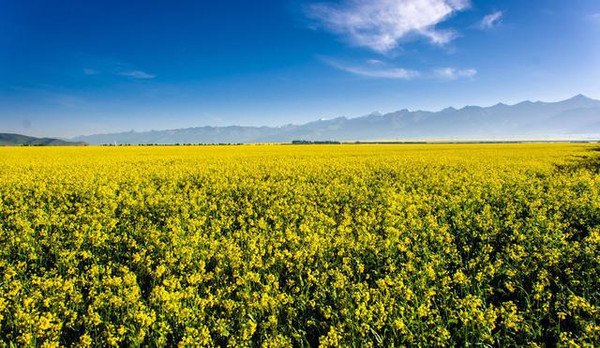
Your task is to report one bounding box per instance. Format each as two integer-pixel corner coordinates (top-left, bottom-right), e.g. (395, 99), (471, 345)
(326, 59), (475, 80)
(83, 68), (99, 76)
(329, 61), (420, 79)
(118, 70), (156, 79)
(476, 10), (503, 30)
(306, 0), (470, 53)
(82, 60), (156, 80)
(434, 67), (477, 79)
(366, 59), (384, 65)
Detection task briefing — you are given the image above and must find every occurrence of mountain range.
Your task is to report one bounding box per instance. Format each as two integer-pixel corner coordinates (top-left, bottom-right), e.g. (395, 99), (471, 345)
(71, 95), (600, 144)
(0, 133), (86, 146)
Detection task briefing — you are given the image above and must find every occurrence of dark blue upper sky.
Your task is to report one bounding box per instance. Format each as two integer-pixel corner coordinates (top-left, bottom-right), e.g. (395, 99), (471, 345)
(1, 0), (599, 137)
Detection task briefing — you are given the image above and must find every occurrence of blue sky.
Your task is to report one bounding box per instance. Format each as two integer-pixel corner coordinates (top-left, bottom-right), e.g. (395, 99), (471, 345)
(1, 0), (599, 137)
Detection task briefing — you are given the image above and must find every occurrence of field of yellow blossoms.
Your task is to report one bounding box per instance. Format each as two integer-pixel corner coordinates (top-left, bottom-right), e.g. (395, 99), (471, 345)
(0, 144), (599, 346)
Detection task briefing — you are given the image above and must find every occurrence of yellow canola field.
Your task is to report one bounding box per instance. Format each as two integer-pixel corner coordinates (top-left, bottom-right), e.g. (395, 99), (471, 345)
(0, 144), (599, 346)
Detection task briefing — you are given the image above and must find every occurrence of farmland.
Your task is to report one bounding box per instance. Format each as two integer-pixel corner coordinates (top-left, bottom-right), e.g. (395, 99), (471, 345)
(0, 144), (599, 346)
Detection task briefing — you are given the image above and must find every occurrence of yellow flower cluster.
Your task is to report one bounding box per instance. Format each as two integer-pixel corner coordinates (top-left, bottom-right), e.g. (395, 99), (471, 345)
(0, 144), (598, 346)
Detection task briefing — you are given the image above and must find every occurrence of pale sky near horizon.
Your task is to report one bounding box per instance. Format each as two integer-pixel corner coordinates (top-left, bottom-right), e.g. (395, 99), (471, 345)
(1, 0), (599, 137)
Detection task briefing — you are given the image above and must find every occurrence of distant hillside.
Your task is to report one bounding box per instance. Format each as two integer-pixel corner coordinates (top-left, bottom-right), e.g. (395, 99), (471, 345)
(0, 133), (87, 146)
(71, 95), (600, 145)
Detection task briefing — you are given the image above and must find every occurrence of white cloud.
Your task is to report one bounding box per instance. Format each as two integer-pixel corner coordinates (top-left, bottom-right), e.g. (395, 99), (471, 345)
(434, 67), (477, 79)
(477, 10), (503, 30)
(83, 68), (99, 75)
(326, 59), (476, 80)
(327, 60), (420, 79)
(119, 70), (156, 79)
(307, 0), (470, 53)
(366, 59), (384, 65)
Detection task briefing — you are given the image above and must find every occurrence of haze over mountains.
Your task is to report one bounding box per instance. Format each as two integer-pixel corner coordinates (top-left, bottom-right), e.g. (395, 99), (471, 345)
(71, 95), (600, 145)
